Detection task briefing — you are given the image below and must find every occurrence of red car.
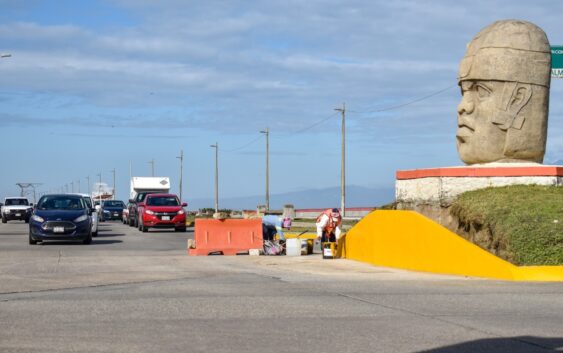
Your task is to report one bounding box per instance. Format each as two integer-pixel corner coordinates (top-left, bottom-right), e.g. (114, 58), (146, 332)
(137, 194), (187, 232)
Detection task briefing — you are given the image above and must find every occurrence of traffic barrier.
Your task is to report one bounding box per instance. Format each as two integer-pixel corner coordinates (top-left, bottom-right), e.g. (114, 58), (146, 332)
(188, 218), (263, 256)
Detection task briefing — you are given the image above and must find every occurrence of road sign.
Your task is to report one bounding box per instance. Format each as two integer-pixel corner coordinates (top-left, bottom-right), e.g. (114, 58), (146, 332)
(552, 46), (563, 78)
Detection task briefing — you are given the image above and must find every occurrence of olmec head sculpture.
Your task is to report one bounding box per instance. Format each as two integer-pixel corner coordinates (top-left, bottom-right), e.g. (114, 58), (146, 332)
(457, 20), (551, 164)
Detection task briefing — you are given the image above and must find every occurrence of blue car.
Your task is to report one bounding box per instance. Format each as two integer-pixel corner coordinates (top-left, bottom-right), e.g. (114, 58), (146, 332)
(29, 194), (93, 245)
(100, 200), (126, 222)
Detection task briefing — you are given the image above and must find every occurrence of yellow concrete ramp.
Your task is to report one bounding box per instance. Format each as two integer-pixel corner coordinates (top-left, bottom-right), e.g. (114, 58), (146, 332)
(344, 210), (563, 281)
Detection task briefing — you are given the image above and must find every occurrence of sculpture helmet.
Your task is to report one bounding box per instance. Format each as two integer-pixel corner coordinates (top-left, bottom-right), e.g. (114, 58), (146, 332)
(458, 20), (551, 88)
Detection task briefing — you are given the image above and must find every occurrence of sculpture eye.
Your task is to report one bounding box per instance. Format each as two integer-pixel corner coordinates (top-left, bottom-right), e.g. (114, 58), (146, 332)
(476, 85), (491, 98)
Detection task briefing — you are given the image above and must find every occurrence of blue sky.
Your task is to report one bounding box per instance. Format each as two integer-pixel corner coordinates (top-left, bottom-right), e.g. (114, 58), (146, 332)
(1, 0), (562, 207)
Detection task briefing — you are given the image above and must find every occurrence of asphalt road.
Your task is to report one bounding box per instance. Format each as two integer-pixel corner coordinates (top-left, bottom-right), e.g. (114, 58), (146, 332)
(0, 220), (562, 353)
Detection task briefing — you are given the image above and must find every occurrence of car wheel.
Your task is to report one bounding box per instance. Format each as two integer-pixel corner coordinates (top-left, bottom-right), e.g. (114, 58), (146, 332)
(128, 217), (134, 227)
(92, 230), (98, 237)
(83, 232), (92, 244)
(29, 230), (37, 245)
(175, 227), (186, 232)
(142, 225), (148, 232)
(25, 217), (30, 224)
(1, 216), (6, 224)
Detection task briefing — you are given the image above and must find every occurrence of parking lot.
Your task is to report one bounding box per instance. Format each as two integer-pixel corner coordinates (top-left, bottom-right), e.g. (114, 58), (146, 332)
(1, 220), (562, 353)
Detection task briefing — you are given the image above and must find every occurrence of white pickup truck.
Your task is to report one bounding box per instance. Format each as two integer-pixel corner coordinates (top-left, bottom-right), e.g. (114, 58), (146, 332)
(2, 197), (33, 223)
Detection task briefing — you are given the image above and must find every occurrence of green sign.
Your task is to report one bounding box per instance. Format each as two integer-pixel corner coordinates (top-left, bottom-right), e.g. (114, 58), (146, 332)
(553, 46), (563, 78)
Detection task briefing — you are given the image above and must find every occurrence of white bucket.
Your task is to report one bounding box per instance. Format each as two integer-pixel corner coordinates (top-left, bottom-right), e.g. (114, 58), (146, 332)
(286, 238), (301, 256)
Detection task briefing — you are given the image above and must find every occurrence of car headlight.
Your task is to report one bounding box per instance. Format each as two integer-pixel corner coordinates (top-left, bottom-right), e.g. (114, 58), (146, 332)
(145, 210), (155, 215)
(74, 214), (89, 223)
(3, 209), (10, 214)
(32, 215), (44, 223)
(178, 210), (185, 215)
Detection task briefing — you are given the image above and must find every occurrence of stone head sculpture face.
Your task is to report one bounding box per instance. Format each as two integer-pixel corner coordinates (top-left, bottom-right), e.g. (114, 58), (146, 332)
(457, 20), (551, 164)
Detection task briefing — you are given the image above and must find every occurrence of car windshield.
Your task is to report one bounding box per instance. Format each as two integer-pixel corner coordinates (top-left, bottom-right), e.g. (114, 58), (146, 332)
(37, 196), (85, 210)
(103, 200), (125, 208)
(5, 199), (29, 206)
(82, 197), (93, 208)
(146, 196), (179, 206)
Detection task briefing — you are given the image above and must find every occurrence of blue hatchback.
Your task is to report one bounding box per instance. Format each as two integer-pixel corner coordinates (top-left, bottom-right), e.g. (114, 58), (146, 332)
(29, 194), (93, 245)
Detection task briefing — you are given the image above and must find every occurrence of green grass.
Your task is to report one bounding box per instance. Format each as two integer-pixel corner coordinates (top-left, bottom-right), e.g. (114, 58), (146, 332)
(450, 185), (563, 266)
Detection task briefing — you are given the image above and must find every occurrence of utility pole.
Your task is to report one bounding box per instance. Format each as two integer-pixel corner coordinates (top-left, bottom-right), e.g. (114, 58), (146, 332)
(15, 183), (41, 203)
(86, 176), (90, 195)
(210, 143), (219, 213)
(97, 172), (102, 207)
(148, 159), (155, 177)
(335, 102), (346, 217)
(71, 181), (74, 193)
(260, 128), (270, 211)
(77, 179), (80, 193)
(110, 168), (116, 200)
(176, 150), (184, 202)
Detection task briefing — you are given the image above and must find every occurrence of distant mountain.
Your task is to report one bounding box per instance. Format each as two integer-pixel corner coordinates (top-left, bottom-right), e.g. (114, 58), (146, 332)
(188, 185), (395, 210)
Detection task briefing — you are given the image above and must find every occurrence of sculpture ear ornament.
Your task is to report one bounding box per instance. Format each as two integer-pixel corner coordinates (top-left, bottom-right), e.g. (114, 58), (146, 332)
(492, 83), (532, 131)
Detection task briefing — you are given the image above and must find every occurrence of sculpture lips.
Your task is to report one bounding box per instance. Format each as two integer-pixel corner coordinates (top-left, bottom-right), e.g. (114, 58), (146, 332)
(456, 126), (473, 143)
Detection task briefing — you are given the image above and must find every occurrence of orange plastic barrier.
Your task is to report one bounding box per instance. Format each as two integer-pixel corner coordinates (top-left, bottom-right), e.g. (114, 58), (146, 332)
(188, 218), (263, 256)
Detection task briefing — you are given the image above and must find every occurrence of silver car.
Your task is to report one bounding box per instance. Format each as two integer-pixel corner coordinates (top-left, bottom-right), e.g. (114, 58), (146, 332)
(70, 193), (98, 237)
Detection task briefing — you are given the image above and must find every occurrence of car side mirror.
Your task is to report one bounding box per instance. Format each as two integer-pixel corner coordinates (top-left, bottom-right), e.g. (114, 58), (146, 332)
(30, 203), (34, 207)
(181, 202), (188, 207)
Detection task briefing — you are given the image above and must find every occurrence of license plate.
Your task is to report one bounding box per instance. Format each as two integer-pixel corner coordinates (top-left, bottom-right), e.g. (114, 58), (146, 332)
(113, 213), (119, 216)
(162, 216), (170, 221)
(54, 227), (65, 233)
(15, 213), (21, 217)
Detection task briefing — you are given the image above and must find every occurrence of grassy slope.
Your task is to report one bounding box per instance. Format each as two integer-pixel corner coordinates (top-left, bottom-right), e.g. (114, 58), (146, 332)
(450, 185), (563, 266)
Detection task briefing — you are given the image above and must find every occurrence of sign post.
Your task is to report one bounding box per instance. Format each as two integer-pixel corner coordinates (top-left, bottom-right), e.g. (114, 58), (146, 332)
(552, 46), (563, 78)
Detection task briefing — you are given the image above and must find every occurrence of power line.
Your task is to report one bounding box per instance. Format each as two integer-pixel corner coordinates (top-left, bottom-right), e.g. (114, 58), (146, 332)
(349, 84), (456, 114)
(222, 135), (263, 152)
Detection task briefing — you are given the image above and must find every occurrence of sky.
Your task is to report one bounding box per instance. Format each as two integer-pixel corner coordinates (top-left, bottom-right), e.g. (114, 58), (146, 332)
(0, 0), (562, 208)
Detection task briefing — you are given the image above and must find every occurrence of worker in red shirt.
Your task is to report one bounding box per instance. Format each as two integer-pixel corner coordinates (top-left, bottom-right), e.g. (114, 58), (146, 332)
(316, 208), (342, 245)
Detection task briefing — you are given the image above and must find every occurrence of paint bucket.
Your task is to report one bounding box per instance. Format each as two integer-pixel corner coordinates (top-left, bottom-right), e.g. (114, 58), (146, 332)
(286, 238), (301, 256)
(300, 239), (308, 255)
(322, 242), (336, 259)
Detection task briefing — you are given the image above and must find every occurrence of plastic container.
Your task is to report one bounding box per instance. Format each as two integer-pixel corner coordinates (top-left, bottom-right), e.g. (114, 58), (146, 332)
(286, 238), (301, 256)
(322, 242), (336, 259)
(300, 239), (308, 255)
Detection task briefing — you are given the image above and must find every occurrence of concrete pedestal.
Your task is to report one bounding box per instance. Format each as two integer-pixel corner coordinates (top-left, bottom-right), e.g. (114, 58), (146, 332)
(395, 163), (563, 225)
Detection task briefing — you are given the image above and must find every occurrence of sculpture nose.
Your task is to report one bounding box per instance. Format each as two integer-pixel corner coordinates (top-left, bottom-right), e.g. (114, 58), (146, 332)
(457, 96), (474, 115)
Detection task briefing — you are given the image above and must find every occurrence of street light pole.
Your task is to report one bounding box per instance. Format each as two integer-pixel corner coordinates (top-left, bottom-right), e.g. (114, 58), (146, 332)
(97, 172), (102, 207)
(148, 159), (155, 177)
(86, 176), (90, 195)
(260, 128), (270, 211)
(71, 181), (74, 193)
(110, 168), (116, 200)
(77, 179), (80, 193)
(335, 102), (346, 217)
(176, 150), (184, 202)
(210, 143), (219, 213)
